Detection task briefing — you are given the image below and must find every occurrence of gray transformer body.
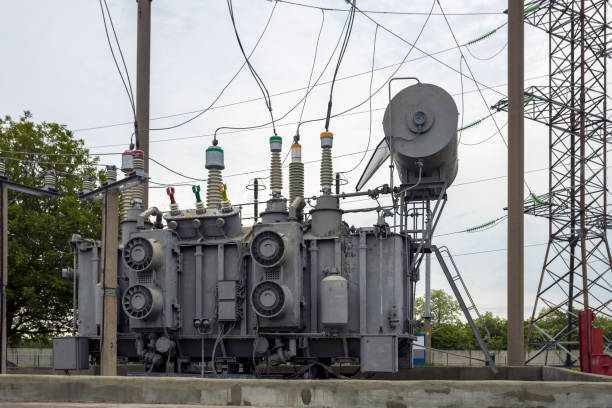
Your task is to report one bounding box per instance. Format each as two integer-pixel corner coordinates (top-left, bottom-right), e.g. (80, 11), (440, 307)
(72, 197), (415, 374)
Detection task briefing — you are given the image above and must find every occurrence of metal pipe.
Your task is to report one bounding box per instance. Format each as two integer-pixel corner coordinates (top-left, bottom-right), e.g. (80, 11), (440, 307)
(137, 207), (163, 229)
(507, 0), (525, 366)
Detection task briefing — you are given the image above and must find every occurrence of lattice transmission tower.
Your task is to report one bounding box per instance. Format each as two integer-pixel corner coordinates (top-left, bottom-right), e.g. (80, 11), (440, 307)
(494, 0), (611, 366)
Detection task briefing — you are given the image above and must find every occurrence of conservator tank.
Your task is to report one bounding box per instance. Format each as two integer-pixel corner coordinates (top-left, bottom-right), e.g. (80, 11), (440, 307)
(383, 83), (458, 187)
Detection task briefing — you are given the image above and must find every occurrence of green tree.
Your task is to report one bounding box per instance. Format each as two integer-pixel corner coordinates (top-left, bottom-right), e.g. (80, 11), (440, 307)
(414, 289), (461, 326)
(0, 112), (102, 345)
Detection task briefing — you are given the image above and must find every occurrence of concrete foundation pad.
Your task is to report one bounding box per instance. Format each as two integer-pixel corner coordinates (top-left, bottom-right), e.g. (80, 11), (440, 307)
(1, 373), (612, 408)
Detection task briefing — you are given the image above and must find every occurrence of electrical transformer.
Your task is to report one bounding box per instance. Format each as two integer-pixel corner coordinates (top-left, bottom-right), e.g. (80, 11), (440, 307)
(61, 83), (463, 377)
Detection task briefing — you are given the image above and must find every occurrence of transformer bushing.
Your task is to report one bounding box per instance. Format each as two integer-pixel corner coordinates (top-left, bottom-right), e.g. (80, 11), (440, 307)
(289, 143), (304, 203)
(105, 165), (117, 184)
(121, 150), (145, 221)
(205, 145), (225, 211)
(81, 177), (95, 194)
(269, 136), (282, 197)
(320, 132), (333, 194)
(43, 170), (57, 191)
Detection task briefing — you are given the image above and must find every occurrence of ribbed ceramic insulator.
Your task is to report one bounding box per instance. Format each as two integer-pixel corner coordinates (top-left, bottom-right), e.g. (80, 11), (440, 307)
(122, 156), (144, 220)
(289, 162), (304, 203)
(82, 178), (94, 192)
(106, 168), (117, 183)
(195, 201), (205, 214)
(121, 188), (133, 220)
(270, 151), (282, 195)
(206, 168), (223, 211)
(221, 199), (232, 212)
(320, 147), (333, 194)
(44, 172), (56, 189)
(170, 203), (180, 216)
(0, 160), (6, 176)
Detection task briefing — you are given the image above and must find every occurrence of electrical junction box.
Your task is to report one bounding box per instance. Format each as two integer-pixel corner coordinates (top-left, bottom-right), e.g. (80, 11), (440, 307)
(52, 337), (89, 370)
(360, 335), (398, 373)
(217, 280), (238, 321)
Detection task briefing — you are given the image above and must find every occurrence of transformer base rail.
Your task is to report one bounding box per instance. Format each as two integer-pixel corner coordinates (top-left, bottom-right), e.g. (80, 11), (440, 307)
(432, 245), (497, 373)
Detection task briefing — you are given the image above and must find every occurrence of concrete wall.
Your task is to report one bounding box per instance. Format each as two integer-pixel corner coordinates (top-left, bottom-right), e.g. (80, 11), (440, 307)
(1, 374), (612, 408)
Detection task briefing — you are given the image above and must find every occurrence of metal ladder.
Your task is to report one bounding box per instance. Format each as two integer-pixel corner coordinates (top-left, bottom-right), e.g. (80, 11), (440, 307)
(432, 245), (497, 372)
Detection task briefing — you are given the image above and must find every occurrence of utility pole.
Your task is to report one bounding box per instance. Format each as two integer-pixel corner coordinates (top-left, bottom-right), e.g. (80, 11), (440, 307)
(136, 0), (151, 209)
(507, 0), (524, 366)
(99, 191), (119, 376)
(424, 201), (432, 364)
(0, 182), (6, 375)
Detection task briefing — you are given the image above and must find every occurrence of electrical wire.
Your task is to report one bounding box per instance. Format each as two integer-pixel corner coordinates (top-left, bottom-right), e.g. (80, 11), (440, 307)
(148, 156), (206, 181)
(324, 0), (356, 132)
(461, 121), (508, 146)
(343, 0), (509, 101)
(212, 9), (352, 140)
(296, 9), (326, 134)
(465, 41), (508, 61)
(283, 8), (326, 165)
(97, 0), (136, 124)
(0, 150), (122, 157)
(225, 0), (277, 139)
(150, 1), (278, 132)
(74, 35), (534, 135)
(340, 24), (378, 174)
(295, 0), (437, 135)
(273, 0), (505, 16)
(458, 55), (466, 144)
(435, 0), (533, 195)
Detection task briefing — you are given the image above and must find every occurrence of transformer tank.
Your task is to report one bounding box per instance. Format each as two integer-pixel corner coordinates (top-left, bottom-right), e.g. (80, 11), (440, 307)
(58, 83), (471, 377)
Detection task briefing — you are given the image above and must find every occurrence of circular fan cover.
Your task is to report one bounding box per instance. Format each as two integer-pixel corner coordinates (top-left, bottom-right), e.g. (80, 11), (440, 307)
(251, 281), (286, 318)
(122, 285), (156, 320)
(251, 231), (285, 267)
(123, 237), (155, 271)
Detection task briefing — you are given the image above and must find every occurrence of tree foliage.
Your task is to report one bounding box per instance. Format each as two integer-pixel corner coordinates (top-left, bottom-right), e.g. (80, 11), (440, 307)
(414, 289), (461, 325)
(1, 112), (102, 345)
(414, 291), (612, 351)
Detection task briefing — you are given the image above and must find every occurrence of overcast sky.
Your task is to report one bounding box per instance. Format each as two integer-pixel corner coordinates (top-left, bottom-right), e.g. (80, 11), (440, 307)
(1, 0), (608, 318)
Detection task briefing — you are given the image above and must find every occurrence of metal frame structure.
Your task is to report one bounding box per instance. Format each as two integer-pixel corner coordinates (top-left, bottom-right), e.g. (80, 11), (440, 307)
(0, 175), (60, 374)
(398, 186), (497, 372)
(494, 0), (611, 366)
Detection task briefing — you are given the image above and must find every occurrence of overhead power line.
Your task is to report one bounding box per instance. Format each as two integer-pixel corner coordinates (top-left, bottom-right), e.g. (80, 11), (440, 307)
(74, 23), (517, 134)
(97, 0), (136, 128)
(273, 0), (505, 16)
(149, 1), (278, 132)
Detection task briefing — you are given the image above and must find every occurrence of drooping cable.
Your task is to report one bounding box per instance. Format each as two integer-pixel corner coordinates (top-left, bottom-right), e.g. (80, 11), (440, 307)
(76, 25), (521, 135)
(435, 0), (533, 194)
(150, 1), (278, 132)
(274, 0), (504, 16)
(458, 55), (466, 144)
(213, 10), (352, 141)
(226, 0), (277, 137)
(283, 9), (326, 165)
(296, 0), (436, 136)
(341, 24), (378, 174)
(324, 0), (356, 132)
(97, 0), (136, 139)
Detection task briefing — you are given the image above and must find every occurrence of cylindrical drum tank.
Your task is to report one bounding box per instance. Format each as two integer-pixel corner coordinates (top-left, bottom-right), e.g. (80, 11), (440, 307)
(383, 83), (458, 187)
(321, 274), (348, 327)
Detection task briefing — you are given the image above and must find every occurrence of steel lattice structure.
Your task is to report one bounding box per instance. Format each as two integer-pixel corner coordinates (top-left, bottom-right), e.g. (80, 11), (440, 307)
(494, 0), (611, 366)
